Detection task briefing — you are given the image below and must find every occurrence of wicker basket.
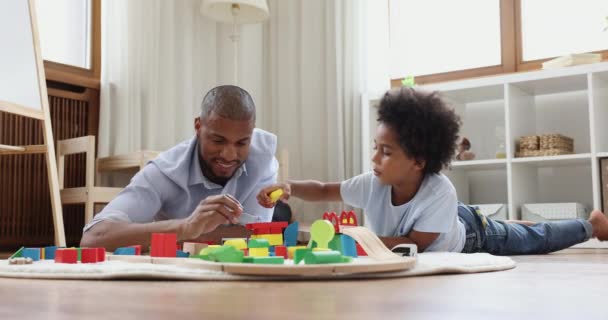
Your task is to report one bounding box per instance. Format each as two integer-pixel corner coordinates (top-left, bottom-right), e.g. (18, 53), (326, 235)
(519, 135), (539, 150)
(540, 134), (573, 151)
(515, 148), (573, 157)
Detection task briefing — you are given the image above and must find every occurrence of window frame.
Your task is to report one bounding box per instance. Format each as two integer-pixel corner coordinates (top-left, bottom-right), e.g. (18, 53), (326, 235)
(42, 0), (101, 89)
(390, 0), (608, 86)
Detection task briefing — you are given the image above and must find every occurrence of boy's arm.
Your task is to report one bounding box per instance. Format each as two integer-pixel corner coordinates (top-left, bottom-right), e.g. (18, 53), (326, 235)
(379, 230), (440, 253)
(257, 180), (342, 207)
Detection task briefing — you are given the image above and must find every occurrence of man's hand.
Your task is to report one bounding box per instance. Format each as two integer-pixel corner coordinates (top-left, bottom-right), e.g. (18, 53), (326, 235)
(257, 183), (291, 208)
(180, 194), (243, 240)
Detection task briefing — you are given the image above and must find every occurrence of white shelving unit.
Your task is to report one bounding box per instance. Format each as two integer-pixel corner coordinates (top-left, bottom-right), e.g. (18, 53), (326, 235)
(362, 62), (608, 248)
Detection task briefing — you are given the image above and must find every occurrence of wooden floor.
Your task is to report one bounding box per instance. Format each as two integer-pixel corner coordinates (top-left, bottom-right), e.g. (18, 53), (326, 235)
(1, 248), (607, 319)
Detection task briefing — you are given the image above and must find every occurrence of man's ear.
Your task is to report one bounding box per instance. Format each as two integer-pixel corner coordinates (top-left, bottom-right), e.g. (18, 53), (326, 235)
(194, 117), (201, 133)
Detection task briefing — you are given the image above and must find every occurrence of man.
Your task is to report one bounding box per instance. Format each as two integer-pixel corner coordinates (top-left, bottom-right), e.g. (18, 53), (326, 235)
(80, 85), (278, 250)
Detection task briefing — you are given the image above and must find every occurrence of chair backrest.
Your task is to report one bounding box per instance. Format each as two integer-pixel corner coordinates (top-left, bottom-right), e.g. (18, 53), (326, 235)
(56, 136), (96, 190)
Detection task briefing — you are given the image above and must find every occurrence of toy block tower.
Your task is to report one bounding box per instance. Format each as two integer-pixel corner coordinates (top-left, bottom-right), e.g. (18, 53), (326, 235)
(246, 222), (288, 246)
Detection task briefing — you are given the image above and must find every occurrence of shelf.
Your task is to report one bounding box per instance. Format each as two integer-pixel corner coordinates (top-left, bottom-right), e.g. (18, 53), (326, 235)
(597, 152), (608, 159)
(451, 159), (506, 170)
(511, 153), (592, 167)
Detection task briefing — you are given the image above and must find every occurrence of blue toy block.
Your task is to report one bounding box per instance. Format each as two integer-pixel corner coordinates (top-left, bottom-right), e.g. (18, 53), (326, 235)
(22, 248), (41, 261)
(44, 246), (58, 260)
(114, 247), (137, 255)
(283, 221), (299, 247)
(341, 234), (357, 258)
(176, 250), (189, 258)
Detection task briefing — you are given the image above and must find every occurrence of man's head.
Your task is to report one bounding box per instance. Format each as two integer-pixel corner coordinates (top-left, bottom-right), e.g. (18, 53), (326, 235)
(372, 87), (460, 184)
(194, 85), (256, 185)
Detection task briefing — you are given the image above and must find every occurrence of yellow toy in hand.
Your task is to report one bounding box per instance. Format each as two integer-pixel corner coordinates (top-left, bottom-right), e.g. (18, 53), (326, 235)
(268, 189), (284, 203)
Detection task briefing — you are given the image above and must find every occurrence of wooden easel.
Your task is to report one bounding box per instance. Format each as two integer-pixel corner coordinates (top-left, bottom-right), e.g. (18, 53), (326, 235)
(0, 0), (66, 246)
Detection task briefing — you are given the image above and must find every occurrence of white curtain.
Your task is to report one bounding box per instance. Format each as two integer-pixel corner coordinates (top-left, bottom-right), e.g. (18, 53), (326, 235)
(258, 0), (366, 221)
(99, 0), (264, 157)
(99, 0), (370, 222)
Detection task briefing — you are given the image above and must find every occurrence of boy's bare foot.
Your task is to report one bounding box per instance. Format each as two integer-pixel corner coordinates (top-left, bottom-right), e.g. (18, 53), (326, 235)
(589, 210), (608, 241)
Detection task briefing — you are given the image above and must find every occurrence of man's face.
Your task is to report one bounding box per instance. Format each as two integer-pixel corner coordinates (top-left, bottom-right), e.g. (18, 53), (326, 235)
(195, 111), (254, 185)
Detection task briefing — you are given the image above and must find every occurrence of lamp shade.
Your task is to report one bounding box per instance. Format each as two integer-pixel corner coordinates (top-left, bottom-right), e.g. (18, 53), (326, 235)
(200, 0), (269, 24)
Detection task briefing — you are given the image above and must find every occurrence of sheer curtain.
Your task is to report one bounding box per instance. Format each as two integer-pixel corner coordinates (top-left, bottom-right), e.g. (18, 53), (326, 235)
(99, 0), (370, 222)
(99, 0), (264, 157)
(258, 0), (367, 221)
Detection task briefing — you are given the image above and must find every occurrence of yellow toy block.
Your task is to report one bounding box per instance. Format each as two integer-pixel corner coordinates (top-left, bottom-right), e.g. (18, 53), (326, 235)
(223, 239), (247, 250)
(269, 189), (284, 202)
(248, 247), (269, 257)
(287, 246), (307, 259)
(257, 234), (283, 246)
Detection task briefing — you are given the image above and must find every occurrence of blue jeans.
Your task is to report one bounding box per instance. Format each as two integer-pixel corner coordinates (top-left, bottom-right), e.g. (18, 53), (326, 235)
(458, 203), (592, 255)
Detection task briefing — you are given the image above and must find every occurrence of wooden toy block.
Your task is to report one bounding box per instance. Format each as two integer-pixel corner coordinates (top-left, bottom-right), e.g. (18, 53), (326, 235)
(80, 248), (99, 263)
(274, 245), (287, 258)
(9, 247), (24, 259)
(322, 211), (340, 232)
(248, 238), (269, 248)
(355, 243), (367, 256)
(223, 238), (247, 250)
(242, 248), (248, 256)
(268, 188), (284, 203)
(150, 233), (177, 257)
(283, 222), (299, 247)
(208, 246), (244, 263)
(269, 227), (283, 234)
(243, 256), (255, 263)
(114, 247), (137, 255)
(129, 245), (142, 255)
(43, 246), (58, 260)
(304, 250), (344, 264)
(77, 248), (82, 261)
(248, 247), (269, 257)
(182, 242), (208, 256)
(256, 234), (283, 246)
(287, 246), (307, 259)
(294, 248), (311, 264)
(329, 234), (358, 258)
(252, 227), (270, 235)
(55, 249), (78, 264)
(339, 210), (358, 226)
(22, 248), (41, 261)
(176, 250), (190, 258)
(96, 248), (106, 262)
(250, 256), (284, 264)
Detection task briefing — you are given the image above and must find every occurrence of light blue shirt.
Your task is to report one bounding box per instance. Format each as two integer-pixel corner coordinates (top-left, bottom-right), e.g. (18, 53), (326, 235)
(84, 128), (278, 232)
(340, 172), (465, 252)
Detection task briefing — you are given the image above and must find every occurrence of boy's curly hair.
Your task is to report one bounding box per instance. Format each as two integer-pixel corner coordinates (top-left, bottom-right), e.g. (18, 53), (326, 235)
(377, 87), (461, 175)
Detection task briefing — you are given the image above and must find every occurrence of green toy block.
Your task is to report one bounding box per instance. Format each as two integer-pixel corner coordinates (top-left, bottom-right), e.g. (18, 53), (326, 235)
(304, 250), (343, 264)
(243, 256), (255, 263)
(250, 256), (284, 264)
(10, 247), (24, 259)
(208, 246), (244, 263)
(248, 238), (269, 248)
(294, 248), (311, 264)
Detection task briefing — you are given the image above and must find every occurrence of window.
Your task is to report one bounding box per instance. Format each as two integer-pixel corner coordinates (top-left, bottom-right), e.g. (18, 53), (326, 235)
(520, 0), (608, 62)
(389, 0), (501, 79)
(36, 0), (92, 69)
(388, 0), (608, 85)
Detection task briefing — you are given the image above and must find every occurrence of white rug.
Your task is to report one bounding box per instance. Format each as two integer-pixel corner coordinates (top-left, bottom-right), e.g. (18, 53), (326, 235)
(0, 252), (515, 281)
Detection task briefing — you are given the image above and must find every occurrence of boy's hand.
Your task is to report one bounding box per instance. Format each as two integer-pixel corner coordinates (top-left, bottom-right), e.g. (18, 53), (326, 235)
(180, 194), (243, 240)
(257, 183), (291, 208)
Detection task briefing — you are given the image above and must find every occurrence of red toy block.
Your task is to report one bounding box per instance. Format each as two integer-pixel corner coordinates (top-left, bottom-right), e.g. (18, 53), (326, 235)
(241, 248), (248, 256)
(129, 245), (142, 255)
(274, 245), (287, 258)
(54, 248), (78, 264)
(339, 210), (358, 226)
(355, 243), (367, 256)
(96, 248), (106, 262)
(269, 227), (283, 234)
(253, 227), (270, 235)
(323, 212), (340, 232)
(151, 233), (177, 257)
(246, 222), (288, 235)
(80, 248), (98, 263)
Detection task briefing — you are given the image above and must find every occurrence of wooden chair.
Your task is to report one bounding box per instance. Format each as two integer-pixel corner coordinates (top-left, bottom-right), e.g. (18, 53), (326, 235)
(96, 150), (160, 183)
(56, 136), (122, 224)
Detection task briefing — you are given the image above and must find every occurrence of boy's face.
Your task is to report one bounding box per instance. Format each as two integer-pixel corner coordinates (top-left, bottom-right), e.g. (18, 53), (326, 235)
(372, 123), (425, 185)
(195, 111), (254, 185)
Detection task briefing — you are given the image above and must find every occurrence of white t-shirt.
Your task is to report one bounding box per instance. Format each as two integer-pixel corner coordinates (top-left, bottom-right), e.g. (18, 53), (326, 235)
(340, 172), (465, 252)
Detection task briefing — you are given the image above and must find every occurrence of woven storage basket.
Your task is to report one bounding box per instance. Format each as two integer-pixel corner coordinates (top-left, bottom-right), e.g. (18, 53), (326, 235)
(515, 148), (573, 157)
(519, 135), (539, 150)
(540, 134), (573, 151)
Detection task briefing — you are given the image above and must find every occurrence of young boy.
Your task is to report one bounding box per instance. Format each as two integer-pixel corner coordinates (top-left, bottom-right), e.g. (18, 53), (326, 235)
(257, 87), (608, 254)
